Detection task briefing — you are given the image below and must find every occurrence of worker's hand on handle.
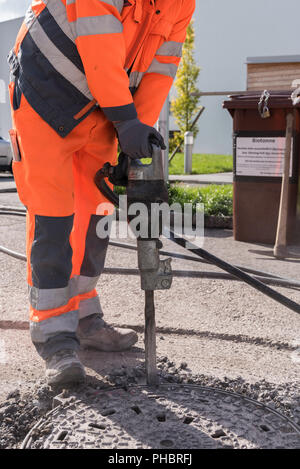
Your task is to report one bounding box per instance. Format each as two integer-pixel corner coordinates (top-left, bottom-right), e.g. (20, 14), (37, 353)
(114, 118), (166, 159)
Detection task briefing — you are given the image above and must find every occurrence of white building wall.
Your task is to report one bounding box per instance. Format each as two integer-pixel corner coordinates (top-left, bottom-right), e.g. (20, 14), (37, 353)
(0, 17), (23, 139)
(193, 0), (300, 154)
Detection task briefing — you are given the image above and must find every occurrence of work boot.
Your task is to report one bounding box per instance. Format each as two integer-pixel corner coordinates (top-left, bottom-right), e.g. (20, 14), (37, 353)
(77, 314), (138, 352)
(45, 350), (86, 386)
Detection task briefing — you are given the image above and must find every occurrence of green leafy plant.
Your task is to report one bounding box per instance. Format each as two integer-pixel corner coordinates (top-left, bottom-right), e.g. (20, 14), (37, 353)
(170, 21), (201, 152)
(115, 184), (233, 218)
(168, 184), (233, 217)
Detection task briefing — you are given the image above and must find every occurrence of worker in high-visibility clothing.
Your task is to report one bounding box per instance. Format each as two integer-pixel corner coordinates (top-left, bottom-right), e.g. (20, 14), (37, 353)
(8, 0), (195, 385)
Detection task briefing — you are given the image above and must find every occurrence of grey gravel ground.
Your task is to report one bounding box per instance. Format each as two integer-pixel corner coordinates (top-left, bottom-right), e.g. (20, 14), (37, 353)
(0, 357), (299, 449)
(0, 177), (299, 449)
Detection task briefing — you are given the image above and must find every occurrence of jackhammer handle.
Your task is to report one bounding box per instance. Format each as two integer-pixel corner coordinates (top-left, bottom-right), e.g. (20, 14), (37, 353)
(150, 144), (164, 178)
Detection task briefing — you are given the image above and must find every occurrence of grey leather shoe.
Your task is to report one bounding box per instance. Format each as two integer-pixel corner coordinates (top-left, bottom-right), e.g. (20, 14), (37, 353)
(45, 350), (86, 385)
(77, 314), (138, 352)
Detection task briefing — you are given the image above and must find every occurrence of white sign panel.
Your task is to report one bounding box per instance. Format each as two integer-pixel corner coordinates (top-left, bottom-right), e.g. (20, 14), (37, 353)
(236, 137), (293, 177)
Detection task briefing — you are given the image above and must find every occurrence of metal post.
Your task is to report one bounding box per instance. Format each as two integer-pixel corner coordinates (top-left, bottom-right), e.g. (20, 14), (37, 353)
(157, 95), (170, 182)
(184, 131), (194, 174)
(273, 113), (294, 259)
(169, 106), (205, 164)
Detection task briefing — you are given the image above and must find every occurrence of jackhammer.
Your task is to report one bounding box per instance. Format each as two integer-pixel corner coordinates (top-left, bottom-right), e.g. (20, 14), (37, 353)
(95, 146), (300, 386)
(95, 146), (173, 386)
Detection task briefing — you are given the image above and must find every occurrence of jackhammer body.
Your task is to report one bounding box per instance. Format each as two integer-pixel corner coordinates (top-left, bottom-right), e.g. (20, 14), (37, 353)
(95, 146), (173, 386)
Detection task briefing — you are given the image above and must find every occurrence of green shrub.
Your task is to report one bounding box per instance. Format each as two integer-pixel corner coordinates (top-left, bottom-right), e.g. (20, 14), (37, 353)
(114, 184), (233, 217)
(168, 184), (232, 217)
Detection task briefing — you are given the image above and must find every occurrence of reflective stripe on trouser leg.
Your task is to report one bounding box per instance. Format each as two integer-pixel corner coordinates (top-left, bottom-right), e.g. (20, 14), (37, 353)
(30, 308), (79, 360)
(77, 215), (110, 319)
(28, 213), (80, 359)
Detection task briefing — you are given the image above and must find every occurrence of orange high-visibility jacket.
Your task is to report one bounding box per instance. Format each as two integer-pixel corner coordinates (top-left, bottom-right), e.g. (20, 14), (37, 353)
(8, 0), (195, 137)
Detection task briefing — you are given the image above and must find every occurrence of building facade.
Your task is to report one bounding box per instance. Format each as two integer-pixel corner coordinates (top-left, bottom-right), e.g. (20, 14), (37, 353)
(193, 0), (300, 154)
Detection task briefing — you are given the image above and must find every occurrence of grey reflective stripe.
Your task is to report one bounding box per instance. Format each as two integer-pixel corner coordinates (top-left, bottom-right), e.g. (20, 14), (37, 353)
(146, 58), (178, 78)
(74, 15), (123, 37)
(101, 0), (124, 13)
(79, 296), (103, 320)
(66, 0), (124, 11)
(156, 41), (183, 58)
(47, 0), (77, 42)
(24, 5), (37, 30)
(29, 275), (100, 311)
(129, 71), (144, 89)
(26, 13), (93, 100)
(70, 275), (99, 296)
(77, 275), (99, 294)
(29, 285), (70, 311)
(30, 310), (79, 344)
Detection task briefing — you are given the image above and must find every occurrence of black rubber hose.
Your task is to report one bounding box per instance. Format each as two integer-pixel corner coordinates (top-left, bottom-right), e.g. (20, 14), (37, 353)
(0, 188), (17, 193)
(94, 173), (120, 207)
(1, 196), (298, 284)
(103, 267), (300, 287)
(168, 230), (300, 315)
(0, 245), (26, 261)
(0, 246), (296, 287)
(2, 197), (300, 290)
(0, 206), (285, 282)
(0, 211), (26, 217)
(93, 178), (300, 299)
(94, 178), (287, 281)
(2, 180), (300, 302)
(0, 205), (26, 213)
(0, 207), (294, 285)
(109, 240), (284, 281)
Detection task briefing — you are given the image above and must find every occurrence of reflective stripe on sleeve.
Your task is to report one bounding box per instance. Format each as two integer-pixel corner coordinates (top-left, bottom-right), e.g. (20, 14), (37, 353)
(74, 15), (123, 37)
(156, 41), (183, 58)
(67, 0), (124, 12)
(100, 0), (124, 13)
(146, 58), (178, 79)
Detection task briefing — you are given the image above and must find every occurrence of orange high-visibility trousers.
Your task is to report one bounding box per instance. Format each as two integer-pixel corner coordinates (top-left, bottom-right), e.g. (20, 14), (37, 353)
(11, 91), (117, 359)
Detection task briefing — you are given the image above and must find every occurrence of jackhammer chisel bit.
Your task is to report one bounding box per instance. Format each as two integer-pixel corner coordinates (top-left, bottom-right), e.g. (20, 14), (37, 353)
(137, 239), (172, 386)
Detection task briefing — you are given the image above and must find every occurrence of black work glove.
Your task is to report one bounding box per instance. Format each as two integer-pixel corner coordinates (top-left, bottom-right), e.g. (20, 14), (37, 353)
(114, 118), (166, 159)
